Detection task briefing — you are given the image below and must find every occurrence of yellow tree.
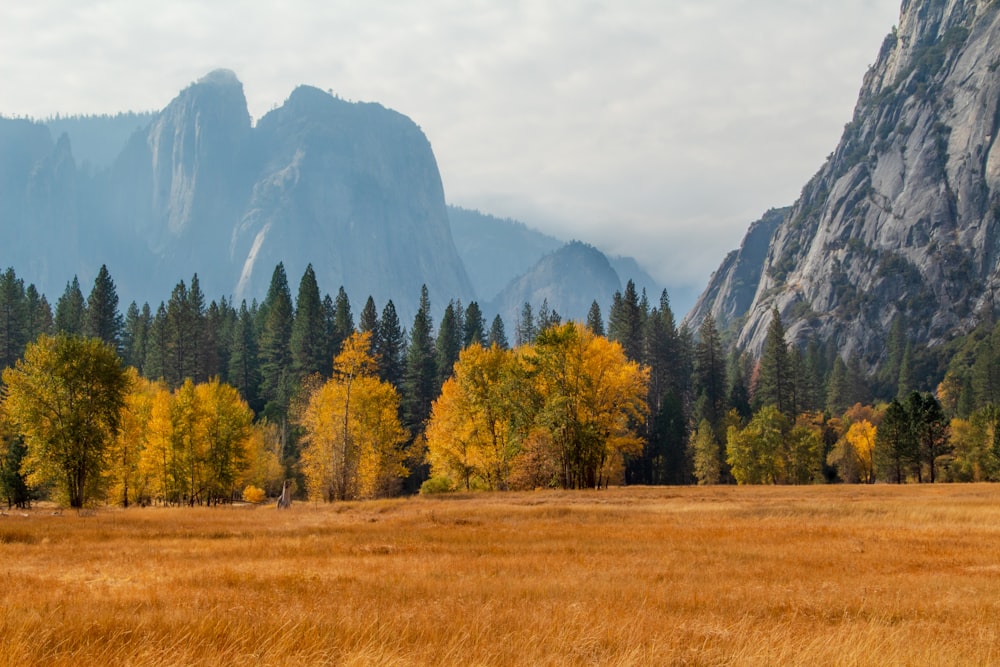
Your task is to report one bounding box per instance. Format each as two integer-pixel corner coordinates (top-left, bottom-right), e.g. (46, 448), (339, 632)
(108, 371), (165, 506)
(299, 332), (407, 501)
(195, 378), (253, 504)
(426, 344), (526, 490)
(2, 334), (131, 508)
(526, 323), (649, 489)
(139, 382), (179, 504)
(240, 419), (285, 497)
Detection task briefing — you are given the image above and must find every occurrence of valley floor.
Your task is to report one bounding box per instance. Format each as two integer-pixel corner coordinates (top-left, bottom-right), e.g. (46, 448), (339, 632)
(2, 485), (999, 665)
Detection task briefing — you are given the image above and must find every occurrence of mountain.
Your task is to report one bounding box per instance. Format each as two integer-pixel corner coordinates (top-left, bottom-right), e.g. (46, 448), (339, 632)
(1, 70), (472, 320)
(488, 241), (623, 327)
(687, 0), (1000, 371)
(448, 205), (563, 302)
(448, 205), (666, 321)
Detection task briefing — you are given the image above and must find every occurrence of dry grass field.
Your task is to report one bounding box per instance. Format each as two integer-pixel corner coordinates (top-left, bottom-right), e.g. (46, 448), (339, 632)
(2, 485), (999, 666)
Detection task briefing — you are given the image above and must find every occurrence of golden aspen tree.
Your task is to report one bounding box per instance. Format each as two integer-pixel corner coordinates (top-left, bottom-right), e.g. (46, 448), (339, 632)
(426, 344), (526, 490)
(195, 378), (253, 504)
(845, 419), (877, 484)
(239, 419), (285, 497)
(526, 323), (649, 489)
(108, 371), (164, 506)
(299, 332), (407, 501)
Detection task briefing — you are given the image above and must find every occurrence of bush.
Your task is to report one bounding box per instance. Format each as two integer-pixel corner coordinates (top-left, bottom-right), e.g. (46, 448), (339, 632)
(242, 485), (267, 504)
(419, 476), (455, 495)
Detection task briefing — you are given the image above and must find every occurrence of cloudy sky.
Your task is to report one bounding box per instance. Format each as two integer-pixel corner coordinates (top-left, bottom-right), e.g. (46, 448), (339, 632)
(0, 0), (902, 308)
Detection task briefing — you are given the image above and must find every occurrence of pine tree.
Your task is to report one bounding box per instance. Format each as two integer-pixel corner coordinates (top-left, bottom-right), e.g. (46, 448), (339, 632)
(291, 264), (327, 382)
(359, 296), (379, 336)
(586, 300), (605, 336)
(402, 286), (437, 432)
(258, 263), (295, 417)
(693, 316), (726, 434)
(84, 264), (124, 351)
(463, 301), (485, 348)
(144, 303), (169, 381)
(229, 300), (261, 411)
(122, 302), (151, 373)
(0, 268), (26, 370)
(517, 302), (536, 346)
(24, 284), (52, 344)
(436, 301), (462, 387)
(187, 275), (209, 382)
(376, 300), (405, 389)
(755, 307), (793, 416)
(331, 286), (355, 356)
(54, 276), (86, 335)
(608, 280), (644, 361)
(488, 314), (509, 350)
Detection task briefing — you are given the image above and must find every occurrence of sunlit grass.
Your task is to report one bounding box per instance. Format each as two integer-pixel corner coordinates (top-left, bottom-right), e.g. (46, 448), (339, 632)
(2, 485), (999, 665)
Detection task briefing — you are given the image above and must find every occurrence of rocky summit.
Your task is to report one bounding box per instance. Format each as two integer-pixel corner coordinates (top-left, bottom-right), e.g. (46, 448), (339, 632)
(687, 0), (1000, 371)
(1, 70), (472, 320)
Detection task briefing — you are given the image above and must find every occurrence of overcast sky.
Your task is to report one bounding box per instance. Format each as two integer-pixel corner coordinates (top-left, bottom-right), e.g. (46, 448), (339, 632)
(0, 0), (902, 304)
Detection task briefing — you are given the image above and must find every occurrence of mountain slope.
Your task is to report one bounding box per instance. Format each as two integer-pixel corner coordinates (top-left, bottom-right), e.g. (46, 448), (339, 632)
(0, 71), (473, 318)
(687, 0), (1000, 369)
(488, 241), (622, 327)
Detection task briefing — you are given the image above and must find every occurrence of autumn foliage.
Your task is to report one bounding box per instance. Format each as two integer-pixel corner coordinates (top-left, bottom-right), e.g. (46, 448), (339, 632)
(425, 323), (649, 490)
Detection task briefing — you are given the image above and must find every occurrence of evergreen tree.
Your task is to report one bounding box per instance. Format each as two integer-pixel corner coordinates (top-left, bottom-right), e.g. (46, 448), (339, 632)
(826, 356), (850, 415)
(402, 285), (437, 432)
(187, 275), (210, 382)
(875, 398), (916, 483)
(321, 293), (337, 377)
(727, 351), (753, 423)
(436, 301), (462, 386)
(608, 280), (644, 361)
(488, 314), (509, 350)
(203, 298), (231, 382)
(84, 264), (123, 351)
(517, 302), (536, 346)
(586, 300), (605, 336)
(290, 264), (327, 382)
(164, 279), (200, 386)
(0, 268), (26, 370)
(536, 298), (560, 331)
(144, 303), (169, 381)
(648, 391), (689, 485)
(359, 296), (379, 336)
(229, 300), (261, 412)
(54, 276), (86, 335)
(376, 300), (405, 389)
(693, 316), (727, 434)
(258, 263), (295, 418)
(331, 286), (355, 355)
(755, 307), (793, 416)
(122, 302), (151, 374)
(463, 301), (486, 348)
(24, 284), (52, 344)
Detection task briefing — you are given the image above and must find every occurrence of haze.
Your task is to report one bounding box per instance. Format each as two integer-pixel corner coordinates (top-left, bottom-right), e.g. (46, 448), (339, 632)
(0, 0), (901, 300)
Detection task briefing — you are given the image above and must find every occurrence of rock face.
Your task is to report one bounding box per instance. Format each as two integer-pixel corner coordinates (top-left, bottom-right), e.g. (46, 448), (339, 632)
(687, 0), (1000, 369)
(1, 70), (472, 318)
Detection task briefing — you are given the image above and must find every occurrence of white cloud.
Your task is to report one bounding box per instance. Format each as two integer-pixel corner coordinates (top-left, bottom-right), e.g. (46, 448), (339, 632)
(0, 0), (902, 303)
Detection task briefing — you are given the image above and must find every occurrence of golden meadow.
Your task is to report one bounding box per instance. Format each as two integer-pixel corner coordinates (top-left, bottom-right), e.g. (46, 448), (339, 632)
(2, 484), (999, 666)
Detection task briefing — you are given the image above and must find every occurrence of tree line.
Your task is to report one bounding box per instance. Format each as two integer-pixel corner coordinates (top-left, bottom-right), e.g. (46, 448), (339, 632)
(2, 262), (999, 508)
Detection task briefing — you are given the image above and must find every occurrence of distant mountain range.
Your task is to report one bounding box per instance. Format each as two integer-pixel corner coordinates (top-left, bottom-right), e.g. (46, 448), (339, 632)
(0, 70), (665, 327)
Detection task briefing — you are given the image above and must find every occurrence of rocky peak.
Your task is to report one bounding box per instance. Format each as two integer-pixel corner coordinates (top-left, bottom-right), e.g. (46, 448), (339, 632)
(687, 0), (1000, 372)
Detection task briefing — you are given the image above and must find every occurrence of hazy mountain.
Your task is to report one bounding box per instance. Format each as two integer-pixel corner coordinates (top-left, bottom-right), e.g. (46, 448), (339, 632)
(1, 70), (473, 320)
(687, 0), (1000, 370)
(488, 241), (623, 327)
(45, 112), (156, 170)
(448, 205), (562, 302)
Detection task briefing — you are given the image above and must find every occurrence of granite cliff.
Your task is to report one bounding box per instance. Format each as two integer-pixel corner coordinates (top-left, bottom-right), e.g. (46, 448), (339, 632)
(688, 0), (1000, 371)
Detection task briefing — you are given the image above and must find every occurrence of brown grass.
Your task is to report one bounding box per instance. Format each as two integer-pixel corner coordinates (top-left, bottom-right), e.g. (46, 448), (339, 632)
(2, 485), (999, 666)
